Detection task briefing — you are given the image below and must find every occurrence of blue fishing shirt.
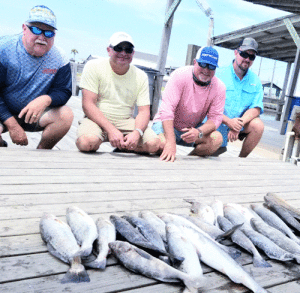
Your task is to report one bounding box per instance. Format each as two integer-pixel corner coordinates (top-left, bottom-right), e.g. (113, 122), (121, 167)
(216, 62), (264, 147)
(0, 34), (72, 123)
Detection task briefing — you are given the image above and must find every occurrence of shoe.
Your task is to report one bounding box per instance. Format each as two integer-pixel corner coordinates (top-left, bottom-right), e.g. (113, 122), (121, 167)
(211, 146), (227, 157)
(0, 138), (7, 147)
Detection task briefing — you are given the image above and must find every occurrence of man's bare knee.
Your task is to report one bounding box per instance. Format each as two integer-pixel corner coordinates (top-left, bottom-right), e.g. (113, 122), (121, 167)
(144, 138), (160, 153)
(76, 135), (101, 152)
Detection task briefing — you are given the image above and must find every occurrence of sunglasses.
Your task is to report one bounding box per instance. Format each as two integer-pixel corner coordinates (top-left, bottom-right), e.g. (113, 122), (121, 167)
(112, 45), (134, 54)
(198, 62), (216, 71)
(26, 25), (55, 38)
(238, 50), (256, 61)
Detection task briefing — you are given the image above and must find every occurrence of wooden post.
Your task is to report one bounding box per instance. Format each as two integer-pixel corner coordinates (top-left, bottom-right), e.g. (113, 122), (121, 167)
(268, 60), (276, 101)
(185, 44), (200, 65)
(152, 0), (176, 118)
(279, 48), (300, 134)
(276, 62), (291, 121)
(71, 62), (78, 96)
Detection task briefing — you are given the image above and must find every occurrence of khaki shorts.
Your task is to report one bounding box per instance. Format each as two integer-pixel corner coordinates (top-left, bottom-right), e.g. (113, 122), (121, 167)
(77, 116), (158, 145)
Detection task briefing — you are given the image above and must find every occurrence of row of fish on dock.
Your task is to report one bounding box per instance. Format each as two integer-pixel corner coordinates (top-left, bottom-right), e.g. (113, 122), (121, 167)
(39, 192), (300, 293)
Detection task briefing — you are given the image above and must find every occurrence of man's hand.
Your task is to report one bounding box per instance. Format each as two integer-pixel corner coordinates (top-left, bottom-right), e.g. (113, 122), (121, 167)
(228, 130), (240, 142)
(19, 95), (52, 124)
(123, 130), (140, 151)
(160, 141), (176, 162)
(8, 123), (28, 145)
(107, 128), (125, 149)
(180, 128), (200, 144)
(228, 118), (244, 132)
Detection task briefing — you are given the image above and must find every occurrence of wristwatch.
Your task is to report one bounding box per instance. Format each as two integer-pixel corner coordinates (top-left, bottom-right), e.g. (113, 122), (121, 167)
(197, 128), (203, 139)
(135, 128), (144, 137)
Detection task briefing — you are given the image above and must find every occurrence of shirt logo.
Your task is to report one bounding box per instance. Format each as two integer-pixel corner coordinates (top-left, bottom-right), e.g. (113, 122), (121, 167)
(42, 68), (57, 74)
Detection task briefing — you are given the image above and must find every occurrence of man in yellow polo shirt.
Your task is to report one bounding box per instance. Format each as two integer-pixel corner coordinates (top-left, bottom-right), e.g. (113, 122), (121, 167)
(76, 32), (160, 154)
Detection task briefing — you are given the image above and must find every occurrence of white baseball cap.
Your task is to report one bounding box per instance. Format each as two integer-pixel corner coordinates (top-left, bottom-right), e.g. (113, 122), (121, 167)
(109, 32), (134, 47)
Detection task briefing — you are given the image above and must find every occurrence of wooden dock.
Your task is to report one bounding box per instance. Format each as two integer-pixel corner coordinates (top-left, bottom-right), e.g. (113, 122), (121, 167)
(1, 96), (300, 292)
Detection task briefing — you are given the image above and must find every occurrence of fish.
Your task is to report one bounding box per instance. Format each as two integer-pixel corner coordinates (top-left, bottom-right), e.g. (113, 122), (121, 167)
(224, 205), (298, 262)
(66, 206), (98, 257)
(184, 199), (215, 225)
(166, 224), (205, 282)
(250, 218), (300, 258)
(83, 217), (116, 269)
(242, 227), (299, 263)
(265, 192), (300, 220)
(110, 215), (170, 257)
(250, 204), (300, 245)
(109, 241), (200, 293)
(39, 213), (90, 283)
(157, 213), (241, 260)
(226, 203), (261, 225)
(139, 211), (167, 242)
(181, 225), (268, 293)
(217, 216), (271, 268)
(180, 214), (226, 240)
(264, 202), (300, 233)
(209, 199), (224, 228)
(122, 214), (166, 253)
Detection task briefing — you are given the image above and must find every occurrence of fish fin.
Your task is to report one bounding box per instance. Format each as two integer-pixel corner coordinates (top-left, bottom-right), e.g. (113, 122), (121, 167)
(81, 252), (97, 263)
(215, 223), (244, 241)
(225, 246), (242, 260)
(133, 246), (152, 260)
(252, 255), (272, 268)
(83, 258), (107, 270)
(61, 263), (90, 283)
(170, 255), (185, 267)
(183, 198), (196, 204)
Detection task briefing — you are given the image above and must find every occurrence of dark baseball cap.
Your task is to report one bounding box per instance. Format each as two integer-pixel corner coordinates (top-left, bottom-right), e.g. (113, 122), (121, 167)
(239, 37), (258, 54)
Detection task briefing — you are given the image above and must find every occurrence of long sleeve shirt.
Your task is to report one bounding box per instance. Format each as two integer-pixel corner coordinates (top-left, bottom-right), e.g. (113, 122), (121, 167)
(0, 34), (72, 122)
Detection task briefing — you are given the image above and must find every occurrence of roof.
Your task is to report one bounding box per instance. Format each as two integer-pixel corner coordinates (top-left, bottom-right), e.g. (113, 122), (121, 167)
(243, 0), (300, 14)
(212, 14), (300, 63)
(261, 81), (282, 89)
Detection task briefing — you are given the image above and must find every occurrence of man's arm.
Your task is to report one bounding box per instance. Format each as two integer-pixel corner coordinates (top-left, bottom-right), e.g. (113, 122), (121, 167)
(123, 105), (150, 150)
(240, 107), (261, 125)
(82, 89), (124, 149)
(47, 63), (72, 106)
(160, 119), (176, 162)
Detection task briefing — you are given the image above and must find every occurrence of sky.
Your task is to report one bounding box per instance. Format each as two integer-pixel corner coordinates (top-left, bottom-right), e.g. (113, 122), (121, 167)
(0, 0), (294, 91)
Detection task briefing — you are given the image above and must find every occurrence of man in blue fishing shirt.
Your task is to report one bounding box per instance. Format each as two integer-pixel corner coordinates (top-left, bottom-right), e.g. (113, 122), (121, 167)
(216, 37), (264, 157)
(0, 5), (73, 149)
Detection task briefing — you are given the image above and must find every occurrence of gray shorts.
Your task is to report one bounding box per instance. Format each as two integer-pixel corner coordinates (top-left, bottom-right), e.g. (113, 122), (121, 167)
(0, 107), (52, 133)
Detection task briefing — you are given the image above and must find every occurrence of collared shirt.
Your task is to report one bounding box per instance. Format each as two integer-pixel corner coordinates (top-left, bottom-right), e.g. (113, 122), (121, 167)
(0, 34), (72, 122)
(80, 58), (149, 119)
(216, 62), (264, 119)
(153, 66), (226, 130)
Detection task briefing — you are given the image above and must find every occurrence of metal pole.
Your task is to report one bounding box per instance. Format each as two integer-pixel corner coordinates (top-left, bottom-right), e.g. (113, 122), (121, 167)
(257, 57), (262, 77)
(268, 60), (276, 100)
(280, 48), (300, 134)
(276, 62), (291, 121)
(152, 0), (176, 118)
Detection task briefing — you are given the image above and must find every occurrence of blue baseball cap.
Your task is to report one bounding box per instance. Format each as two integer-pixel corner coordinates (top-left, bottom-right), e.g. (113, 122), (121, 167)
(26, 5), (57, 30)
(195, 46), (219, 68)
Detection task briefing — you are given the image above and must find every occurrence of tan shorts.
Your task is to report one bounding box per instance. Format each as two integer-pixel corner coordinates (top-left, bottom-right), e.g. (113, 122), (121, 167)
(77, 116), (158, 145)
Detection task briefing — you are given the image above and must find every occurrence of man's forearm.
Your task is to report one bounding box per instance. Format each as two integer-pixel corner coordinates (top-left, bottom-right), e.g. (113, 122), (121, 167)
(162, 120), (176, 143)
(134, 111), (150, 132)
(3, 116), (20, 130)
(198, 120), (216, 136)
(241, 108), (260, 125)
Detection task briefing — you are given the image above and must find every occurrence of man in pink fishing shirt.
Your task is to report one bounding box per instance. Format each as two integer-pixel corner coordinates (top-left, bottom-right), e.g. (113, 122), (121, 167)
(152, 46), (226, 162)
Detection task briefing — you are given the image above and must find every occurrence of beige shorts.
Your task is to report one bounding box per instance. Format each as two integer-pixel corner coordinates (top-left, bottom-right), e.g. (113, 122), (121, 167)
(77, 116), (158, 145)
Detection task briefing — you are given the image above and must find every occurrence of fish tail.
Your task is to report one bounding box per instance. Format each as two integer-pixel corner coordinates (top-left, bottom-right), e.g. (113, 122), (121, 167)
(252, 255), (272, 268)
(84, 258), (107, 270)
(183, 276), (206, 293)
(61, 258), (90, 283)
(226, 246), (242, 260)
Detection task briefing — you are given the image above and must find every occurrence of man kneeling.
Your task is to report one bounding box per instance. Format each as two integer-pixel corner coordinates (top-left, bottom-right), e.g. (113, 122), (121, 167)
(152, 46), (226, 162)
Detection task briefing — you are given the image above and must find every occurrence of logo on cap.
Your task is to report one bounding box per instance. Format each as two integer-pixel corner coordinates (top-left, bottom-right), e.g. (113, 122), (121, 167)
(196, 46), (219, 68)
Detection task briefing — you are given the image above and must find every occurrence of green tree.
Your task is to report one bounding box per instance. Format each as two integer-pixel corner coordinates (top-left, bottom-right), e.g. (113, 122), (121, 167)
(71, 49), (78, 60)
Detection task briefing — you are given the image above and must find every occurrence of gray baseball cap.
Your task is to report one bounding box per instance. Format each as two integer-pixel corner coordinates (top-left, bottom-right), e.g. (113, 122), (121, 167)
(239, 37), (258, 53)
(26, 5), (57, 30)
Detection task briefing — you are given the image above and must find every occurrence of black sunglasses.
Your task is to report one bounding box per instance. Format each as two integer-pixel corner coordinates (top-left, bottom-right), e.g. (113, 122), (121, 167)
(112, 45), (134, 54)
(238, 50), (256, 61)
(198, 62), (216, 71)
(26, 25), (55, 38)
